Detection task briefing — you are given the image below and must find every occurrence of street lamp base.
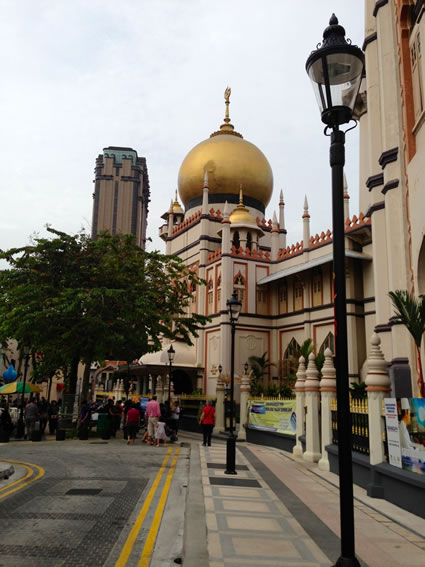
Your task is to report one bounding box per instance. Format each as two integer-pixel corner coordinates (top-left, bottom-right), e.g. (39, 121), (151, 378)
(332, 555), (361, 567)
(225, 435), (237, 475)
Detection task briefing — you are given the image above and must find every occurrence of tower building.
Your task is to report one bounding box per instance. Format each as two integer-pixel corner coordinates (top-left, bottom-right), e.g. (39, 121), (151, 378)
(91, 146), (150, 248)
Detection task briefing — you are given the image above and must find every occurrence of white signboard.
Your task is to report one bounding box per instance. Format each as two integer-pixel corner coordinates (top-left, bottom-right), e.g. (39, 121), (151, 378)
(384, 398), (402, 469)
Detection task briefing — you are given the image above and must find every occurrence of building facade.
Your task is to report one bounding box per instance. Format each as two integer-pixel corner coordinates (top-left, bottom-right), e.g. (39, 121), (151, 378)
(140, 1), (425, 400)
(91, 146), (150, 248)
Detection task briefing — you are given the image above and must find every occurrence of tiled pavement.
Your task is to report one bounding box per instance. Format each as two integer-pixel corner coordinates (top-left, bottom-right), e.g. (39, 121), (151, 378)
(197, 441), (425, 567)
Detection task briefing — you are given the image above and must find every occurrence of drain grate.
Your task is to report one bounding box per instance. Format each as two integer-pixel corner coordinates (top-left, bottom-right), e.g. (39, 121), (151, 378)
(66, 488), (102, 495)
(209, 477), (261, 487)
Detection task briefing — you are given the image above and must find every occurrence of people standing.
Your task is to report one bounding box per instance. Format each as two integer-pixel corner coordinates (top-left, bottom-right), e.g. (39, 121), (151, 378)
(38, 397), (49, 436)
(199, 400), (215, 447)
(155, 417), (168, 447)
(146, 395), (161, 446)
(24, 398), (39, 440)
(170, 400), (181, 437)
(78, 401), (91, 439)
(48, 400), (59, 434)
(125, 403), (141, 445)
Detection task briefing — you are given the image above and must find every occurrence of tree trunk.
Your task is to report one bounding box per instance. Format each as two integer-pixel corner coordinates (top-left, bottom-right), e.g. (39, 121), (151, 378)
(416, 346), (425, 398)
(81, 361), (92, 403)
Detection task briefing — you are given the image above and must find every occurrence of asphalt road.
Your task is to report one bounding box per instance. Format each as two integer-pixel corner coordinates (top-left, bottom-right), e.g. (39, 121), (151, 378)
(0, 436), (190, 567)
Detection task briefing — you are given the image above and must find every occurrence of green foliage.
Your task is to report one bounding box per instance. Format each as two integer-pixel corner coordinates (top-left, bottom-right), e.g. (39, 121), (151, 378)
(349, 382), (367, 400)
(247, 352), (272, 391)
(389, 290), (425, 348)
(0, 228), (208, 394)
(389, 289), (425, 397)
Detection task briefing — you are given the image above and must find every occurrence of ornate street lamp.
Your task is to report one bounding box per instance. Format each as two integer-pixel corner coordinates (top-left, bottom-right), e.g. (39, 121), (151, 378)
(225, 291), (242, 475)
(306, 14), (364, 567)
(16, 345), (31, 438)
(167, 344), (175, 401)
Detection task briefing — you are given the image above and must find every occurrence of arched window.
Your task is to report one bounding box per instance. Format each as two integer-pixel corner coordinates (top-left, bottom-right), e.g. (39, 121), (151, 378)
(319, 332), (334, 355)
(246, 232), (252, 251)
(234, 272), (245, 306)
(418, 237), (425, 296)
(217, 273), (222, 307)
(207, 278), (214, 315)
(233, 231), (240, 250)
(282, 338), (301, 377)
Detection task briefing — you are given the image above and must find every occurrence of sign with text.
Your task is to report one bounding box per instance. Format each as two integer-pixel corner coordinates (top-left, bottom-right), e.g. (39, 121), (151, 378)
(384, 398), (402, 468)
(248, 399), (296, 435)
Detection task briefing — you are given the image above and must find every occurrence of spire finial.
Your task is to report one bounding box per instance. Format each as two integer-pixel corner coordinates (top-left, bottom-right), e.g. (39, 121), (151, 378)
(224, 86), (231, 124)
(239, 185), (243, 205)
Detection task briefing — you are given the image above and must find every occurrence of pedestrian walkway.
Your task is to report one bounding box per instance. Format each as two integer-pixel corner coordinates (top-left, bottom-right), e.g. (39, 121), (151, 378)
(187, 438), (425, 567)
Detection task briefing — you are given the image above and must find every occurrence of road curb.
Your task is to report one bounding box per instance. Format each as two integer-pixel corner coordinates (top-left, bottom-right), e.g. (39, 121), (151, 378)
(0, 462), (15, 480)
(182, 442), (209, 567)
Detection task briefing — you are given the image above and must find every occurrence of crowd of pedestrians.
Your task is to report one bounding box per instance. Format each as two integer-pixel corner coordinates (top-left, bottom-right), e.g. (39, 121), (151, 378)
(0, 396), (60, 440)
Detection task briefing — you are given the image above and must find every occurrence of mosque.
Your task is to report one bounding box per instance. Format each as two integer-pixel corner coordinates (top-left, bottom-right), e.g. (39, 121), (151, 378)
(133, 1), (425, 400)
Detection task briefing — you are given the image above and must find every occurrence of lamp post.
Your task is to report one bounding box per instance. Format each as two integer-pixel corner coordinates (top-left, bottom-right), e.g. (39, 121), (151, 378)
(225, 291), (242, 475)
(306, 14), (364, 567)
(16, 345), (31, 438)
(167, 344), (175, 401)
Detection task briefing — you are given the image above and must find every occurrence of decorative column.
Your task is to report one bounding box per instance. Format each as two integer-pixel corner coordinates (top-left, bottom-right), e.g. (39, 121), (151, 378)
(302, 196), (310, 250)
(278, 190), (286, 250)
(237, 369), (250, 441)
(366, 333), (390, 467)
(156, 376), (163, 403)
(293, 355), (306, 456)
(303, 352), (321, 462)
(319, 348), (337, 471)
(271, 212), (279, 261)
(215, 373), (225, 432)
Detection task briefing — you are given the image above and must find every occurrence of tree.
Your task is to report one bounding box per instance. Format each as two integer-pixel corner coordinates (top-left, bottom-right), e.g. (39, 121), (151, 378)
(247, 352), (272, 394)
(0, 228), (208, 397)
(389, 289), (425, 397)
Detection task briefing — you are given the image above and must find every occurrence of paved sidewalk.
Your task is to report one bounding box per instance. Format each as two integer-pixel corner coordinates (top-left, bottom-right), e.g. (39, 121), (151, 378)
(186, 438), (425, 567)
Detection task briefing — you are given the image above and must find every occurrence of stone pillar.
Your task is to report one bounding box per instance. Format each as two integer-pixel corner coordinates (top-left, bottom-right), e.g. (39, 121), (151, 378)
(215, 373), (225, 433)
(303, 352), (321, 462)
(293, 355), (306, 457)
(156, 376), (163, 403)
(318, 349), (336, 471)
(237, 369), (250, 441)
(366, 333), (390, 466)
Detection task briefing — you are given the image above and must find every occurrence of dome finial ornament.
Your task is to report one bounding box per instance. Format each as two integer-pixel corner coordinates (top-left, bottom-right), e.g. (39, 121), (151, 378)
(224, 86), (231, 124)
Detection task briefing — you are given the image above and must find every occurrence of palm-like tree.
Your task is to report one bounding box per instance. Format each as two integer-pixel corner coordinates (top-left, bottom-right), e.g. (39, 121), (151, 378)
(389, 290), (425, 397)
(247, 352), (271, 389)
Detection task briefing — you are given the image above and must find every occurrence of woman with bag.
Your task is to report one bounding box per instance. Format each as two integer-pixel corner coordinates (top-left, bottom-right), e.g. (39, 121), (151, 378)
(199, 400), (215, 447)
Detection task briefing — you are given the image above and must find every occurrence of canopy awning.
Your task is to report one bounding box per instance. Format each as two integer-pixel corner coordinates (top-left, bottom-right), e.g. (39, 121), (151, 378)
(258, 250), (372, 285)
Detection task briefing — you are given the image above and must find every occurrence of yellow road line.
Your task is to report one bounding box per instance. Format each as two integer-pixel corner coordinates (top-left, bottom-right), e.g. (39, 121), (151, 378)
(114, 447), (173, 567)
(0, 459), (44, 499)
(0, 462), (33, 492)
(138, 447), (180, 567)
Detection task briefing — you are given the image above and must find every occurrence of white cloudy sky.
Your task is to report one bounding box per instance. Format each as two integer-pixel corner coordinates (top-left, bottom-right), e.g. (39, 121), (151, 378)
(0, 1), (364, 255)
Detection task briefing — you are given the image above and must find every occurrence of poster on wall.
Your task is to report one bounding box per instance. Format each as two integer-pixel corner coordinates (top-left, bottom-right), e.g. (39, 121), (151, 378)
(399, 398), (425, 475)
(248, 399), (296, 435)
(385, 398), (425, 476)
(384, 398), (402, 468)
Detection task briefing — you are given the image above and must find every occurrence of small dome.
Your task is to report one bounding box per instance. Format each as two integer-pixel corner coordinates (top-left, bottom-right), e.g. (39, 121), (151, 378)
(229, 190), (257, 226)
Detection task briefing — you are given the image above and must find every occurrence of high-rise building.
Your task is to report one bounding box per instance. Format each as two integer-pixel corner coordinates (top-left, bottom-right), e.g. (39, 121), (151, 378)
(91, 146), (150, 248)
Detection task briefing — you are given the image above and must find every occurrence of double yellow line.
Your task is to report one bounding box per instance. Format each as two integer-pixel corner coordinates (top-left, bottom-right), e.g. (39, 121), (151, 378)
(0, 459), (45, 499)
(115, 446), (180, 567)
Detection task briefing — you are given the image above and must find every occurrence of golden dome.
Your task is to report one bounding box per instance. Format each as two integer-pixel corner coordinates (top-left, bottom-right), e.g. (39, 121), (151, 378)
(178, 89), (273, 211)
(229, 189), (257, 226)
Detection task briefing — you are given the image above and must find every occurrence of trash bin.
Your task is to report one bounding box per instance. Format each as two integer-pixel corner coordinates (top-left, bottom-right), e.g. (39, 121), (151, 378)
(97, 413), (110, 439)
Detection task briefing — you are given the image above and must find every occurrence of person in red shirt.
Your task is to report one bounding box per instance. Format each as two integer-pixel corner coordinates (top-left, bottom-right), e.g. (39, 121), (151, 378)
(199, 400), (216, 446)
(125, 403), (141, 445)
(145, 395), (161, 446)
